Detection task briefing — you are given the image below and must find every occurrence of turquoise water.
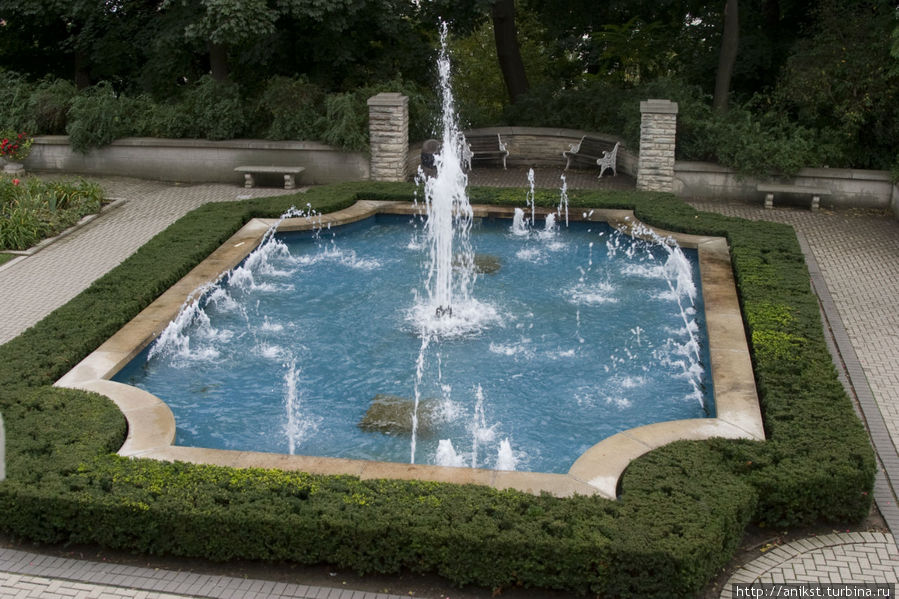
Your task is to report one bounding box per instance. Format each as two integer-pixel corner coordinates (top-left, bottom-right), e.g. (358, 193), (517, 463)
(114, 214), (712, 474)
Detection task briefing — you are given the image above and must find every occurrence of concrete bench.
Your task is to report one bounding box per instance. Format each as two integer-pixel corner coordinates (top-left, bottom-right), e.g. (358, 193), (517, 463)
(461, 133), (509, 170)
(563, 137), (619, 178)
(234, 165), (305, 189)
(757, 183), (831, 211)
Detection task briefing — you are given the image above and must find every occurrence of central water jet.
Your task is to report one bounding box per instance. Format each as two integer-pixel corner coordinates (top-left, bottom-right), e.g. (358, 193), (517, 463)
(421, 22), (475, 320)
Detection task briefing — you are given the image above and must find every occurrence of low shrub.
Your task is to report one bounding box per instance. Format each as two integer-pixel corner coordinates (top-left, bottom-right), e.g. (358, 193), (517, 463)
(173, 76), (247, 141)
(1, 69), (439, 154)
(316, 92), (369, 151)
(0, 182), (875, 597)
(27, 78), (78, 135)
(0, 69), (33, 132)
(6, 70), (436, 154)
(66, 83), (132, 153)
(258, 75), (326, 141)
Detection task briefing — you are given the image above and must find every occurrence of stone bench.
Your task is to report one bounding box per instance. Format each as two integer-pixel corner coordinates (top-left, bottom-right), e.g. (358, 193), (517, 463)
(234, 165), (305, 189)
(757, 183), (831, 211)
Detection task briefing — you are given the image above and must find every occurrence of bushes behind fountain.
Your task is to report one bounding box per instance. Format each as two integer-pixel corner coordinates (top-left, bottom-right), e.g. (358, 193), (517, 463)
(0, 181), (875, 597)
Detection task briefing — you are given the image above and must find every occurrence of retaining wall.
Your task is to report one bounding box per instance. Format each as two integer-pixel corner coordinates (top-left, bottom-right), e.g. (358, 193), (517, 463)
(674, 161), (896, 211)
(23, 136), (369, 186)
(20, 132), (899, 217)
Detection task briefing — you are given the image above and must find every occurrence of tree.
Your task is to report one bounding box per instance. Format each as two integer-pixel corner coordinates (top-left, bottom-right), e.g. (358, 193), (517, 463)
(157, 0), (443, 90)
(162, 0), (277, 82)
(771, 0), (899, 170)
(0, 0), (160, 88)
(713, 0), (739, 112)
(490, 0), (530, 103)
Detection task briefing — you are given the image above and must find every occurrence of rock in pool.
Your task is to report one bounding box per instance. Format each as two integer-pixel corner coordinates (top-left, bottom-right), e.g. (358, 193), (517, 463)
(358, 394), (440, 436)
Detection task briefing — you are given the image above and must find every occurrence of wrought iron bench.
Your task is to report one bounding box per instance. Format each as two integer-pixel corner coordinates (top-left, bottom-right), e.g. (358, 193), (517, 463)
(462, 133), (509, 170)
(757, 183), (831, 211)
(563, 137), (619, 178)
(234, 165), (305, 189)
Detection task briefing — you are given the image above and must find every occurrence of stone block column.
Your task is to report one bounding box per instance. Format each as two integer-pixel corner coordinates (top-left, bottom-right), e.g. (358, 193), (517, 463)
(637, 99), (678, 192)
(367, 93), (409, 182)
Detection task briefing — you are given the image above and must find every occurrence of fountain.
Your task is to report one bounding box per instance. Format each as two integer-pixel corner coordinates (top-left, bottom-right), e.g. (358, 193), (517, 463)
(113, 198), (711, 474)
(421, 22), (473, 321)
(95, 22), (732, 482)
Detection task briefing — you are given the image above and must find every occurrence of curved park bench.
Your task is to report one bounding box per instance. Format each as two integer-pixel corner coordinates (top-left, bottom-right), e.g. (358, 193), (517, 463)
(757, 183), (830, 211)
(462, 133), (509, 170)
(563, 136), (619, 178)
(234, 165), (305, 190)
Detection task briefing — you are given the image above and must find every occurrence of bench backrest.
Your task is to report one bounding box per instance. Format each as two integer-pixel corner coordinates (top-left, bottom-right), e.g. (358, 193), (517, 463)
(467, 134), (505, 152)
(579, 137), (615, 156)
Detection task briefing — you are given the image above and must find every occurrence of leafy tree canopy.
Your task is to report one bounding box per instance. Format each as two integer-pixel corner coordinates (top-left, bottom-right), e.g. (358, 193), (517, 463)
(0, 0), (896, 172)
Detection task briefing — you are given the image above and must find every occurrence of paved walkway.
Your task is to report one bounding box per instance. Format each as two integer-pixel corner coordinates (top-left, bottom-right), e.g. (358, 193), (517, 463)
(1, 170), (898, 597)
(680, 199), (899, 595)
(723, 532), (899, 587)
(0, 545), (417, 599)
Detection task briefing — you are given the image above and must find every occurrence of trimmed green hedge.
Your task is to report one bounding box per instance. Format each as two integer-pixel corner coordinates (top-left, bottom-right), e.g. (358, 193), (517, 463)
(0, 182), (875, 597)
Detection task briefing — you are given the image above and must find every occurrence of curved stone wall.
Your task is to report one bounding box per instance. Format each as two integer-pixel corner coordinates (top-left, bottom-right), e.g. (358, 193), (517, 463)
(24, 136), (369, 186)
(409, 126), (636, 176)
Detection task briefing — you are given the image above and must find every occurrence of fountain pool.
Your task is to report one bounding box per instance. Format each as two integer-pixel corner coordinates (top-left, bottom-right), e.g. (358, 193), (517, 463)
(55, 199), (764, 498)
(112, 211), (712, 475)
(55, 21), (763, 497)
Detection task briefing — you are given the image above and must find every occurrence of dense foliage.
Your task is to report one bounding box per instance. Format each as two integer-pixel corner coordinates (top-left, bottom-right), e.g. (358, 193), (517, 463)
(0, 72), (436, 153)
(0, 175), (102, 250)
(0, 182), (875, 597)
(1, 0), (896, 173)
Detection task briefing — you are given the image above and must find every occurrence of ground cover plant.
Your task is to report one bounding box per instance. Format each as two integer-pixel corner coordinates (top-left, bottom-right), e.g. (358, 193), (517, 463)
(0, 182), (875, 597)
(0, 174), (103, 251)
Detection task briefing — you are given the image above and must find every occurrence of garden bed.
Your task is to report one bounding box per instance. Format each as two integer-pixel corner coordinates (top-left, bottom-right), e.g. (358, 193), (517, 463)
(0, 182), (876, 597)
(0, 174), (104, 253)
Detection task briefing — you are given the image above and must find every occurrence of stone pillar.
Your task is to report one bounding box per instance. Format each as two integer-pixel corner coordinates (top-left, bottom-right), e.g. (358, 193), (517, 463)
(367, 93), (409, 182)
(637, 99), (679, 192)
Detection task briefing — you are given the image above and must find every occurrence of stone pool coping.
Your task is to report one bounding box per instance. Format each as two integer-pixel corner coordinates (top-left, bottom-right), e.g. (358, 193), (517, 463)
(55, 200), (764, 499)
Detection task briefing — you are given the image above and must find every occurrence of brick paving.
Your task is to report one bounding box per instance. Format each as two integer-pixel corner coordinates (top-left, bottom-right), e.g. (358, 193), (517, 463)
(469, 165), (636, 192)
(1, 170), (898, 596)
(719, 533), (899, 596)
(0, 547), (416, 599)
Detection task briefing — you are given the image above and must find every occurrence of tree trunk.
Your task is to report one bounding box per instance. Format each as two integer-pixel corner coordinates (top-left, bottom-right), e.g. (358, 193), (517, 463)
(763, 0), (780, 32)
(491, 0), (529, 104)
(74, 50), (91, 90)
(209, 42), (229, 82)
(713, 0), (739, 113)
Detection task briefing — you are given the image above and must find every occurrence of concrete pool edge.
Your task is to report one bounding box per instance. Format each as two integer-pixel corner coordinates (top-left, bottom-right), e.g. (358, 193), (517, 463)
(55, 200), (764, 499)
